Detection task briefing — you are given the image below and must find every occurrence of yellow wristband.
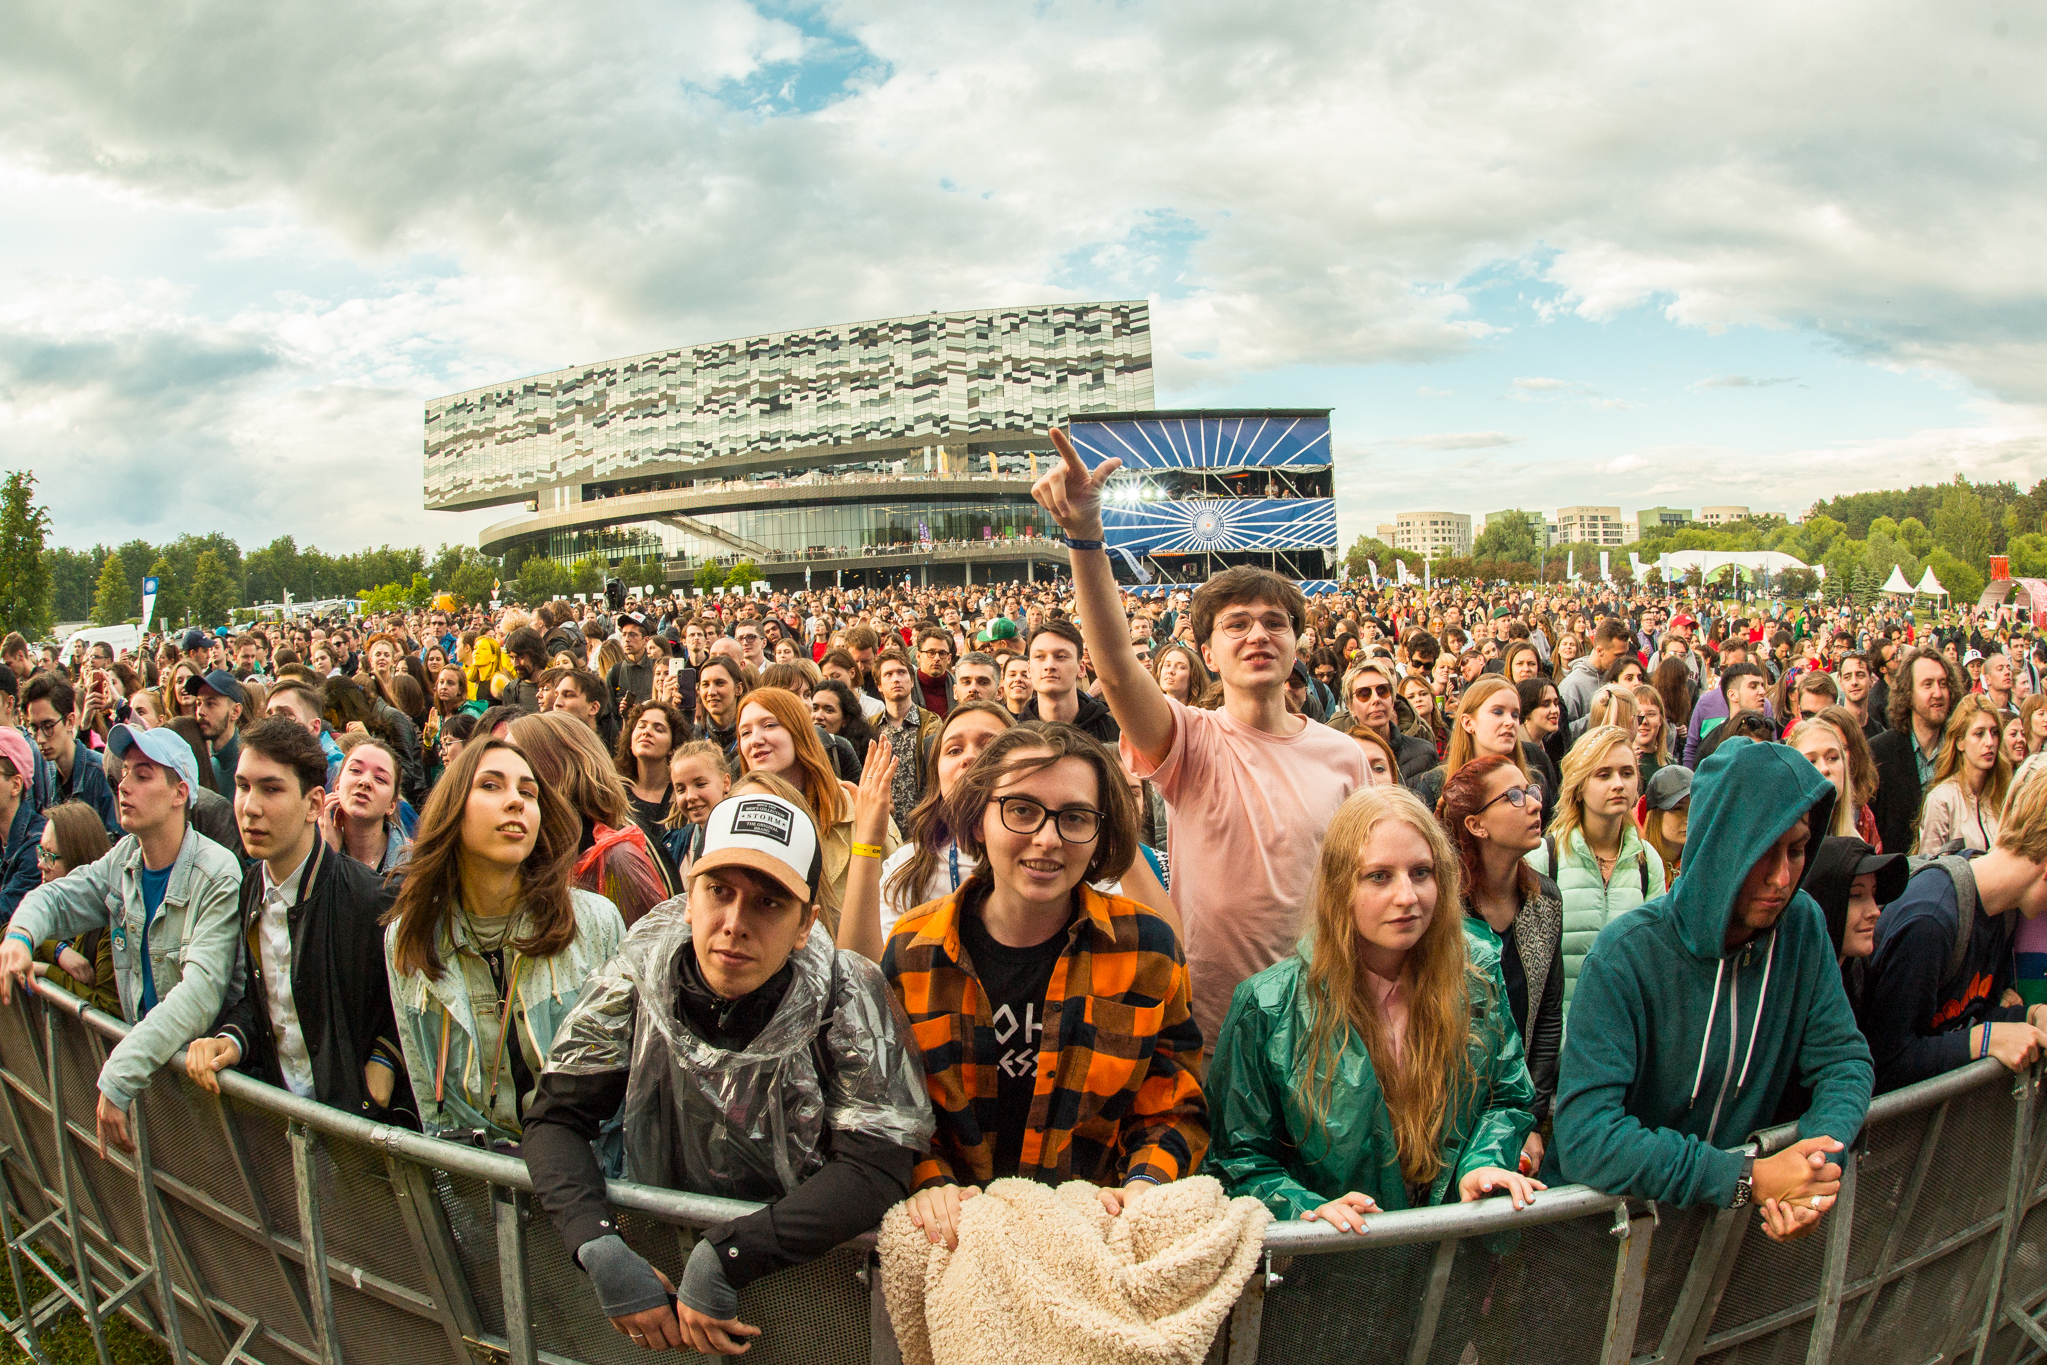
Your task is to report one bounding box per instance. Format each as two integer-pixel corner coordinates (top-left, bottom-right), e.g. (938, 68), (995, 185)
(851, 843), (884, 859)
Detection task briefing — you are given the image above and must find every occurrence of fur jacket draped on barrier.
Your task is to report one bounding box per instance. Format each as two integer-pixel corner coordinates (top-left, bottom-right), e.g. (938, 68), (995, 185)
(878, 1175), (1269, 1365)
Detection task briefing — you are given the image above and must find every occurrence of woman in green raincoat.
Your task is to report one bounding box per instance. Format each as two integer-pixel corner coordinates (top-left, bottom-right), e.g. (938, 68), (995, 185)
(1205, 783), (1541, 1227)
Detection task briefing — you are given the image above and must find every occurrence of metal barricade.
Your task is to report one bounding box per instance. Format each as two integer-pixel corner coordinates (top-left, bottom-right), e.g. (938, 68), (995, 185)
(0, 978), (2043, 1365)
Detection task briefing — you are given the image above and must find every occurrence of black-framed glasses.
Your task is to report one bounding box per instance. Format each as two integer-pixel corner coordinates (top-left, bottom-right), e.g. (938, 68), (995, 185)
(27, 718), (62, 739)
(1479, 783), (1545, 814)
(990, 796), (1104, 844)
(34, 846), (59, 868)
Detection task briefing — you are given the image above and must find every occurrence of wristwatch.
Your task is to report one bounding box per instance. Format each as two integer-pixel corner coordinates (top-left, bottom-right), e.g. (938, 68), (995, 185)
(1730, 1155), (1755, 1210)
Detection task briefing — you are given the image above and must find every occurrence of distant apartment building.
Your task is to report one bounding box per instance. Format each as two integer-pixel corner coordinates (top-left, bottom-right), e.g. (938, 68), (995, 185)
(1554, 505), (1627, 547)
(1390, 511), (1472, 558)
(1699, 505), (1751, 526)
(1626, 506), (1693, 543)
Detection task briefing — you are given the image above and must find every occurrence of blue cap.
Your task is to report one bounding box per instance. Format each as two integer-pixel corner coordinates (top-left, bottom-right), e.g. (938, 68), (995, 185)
(107, 724), (199, 807)
(180, 628), (209, 652)
(182, 668), (246, 707)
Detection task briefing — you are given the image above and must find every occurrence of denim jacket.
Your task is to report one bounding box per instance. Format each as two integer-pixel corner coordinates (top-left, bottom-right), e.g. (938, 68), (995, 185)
(0, 800), (46, 920)
(9, 824), (247, 1106)
(384, 888), (624, 1143)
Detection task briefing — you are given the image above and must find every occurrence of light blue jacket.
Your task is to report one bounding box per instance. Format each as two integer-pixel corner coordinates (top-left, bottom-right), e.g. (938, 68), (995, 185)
(1528, 825), (1665, 1009)
(385, 888), (624, 1142)
(9, 825), (246, 1106)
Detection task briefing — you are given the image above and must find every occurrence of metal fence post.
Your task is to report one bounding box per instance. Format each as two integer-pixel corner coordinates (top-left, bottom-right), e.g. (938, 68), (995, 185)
(1973, 1068), (2039, 1365)
(492, 1184), (538, 1365)
(289, 1121), (344, 1365)
(1600, 1202), (1657, 1365)
(1403, 1237), (1461, 1365)
(1803, 1147), (1858, 1365)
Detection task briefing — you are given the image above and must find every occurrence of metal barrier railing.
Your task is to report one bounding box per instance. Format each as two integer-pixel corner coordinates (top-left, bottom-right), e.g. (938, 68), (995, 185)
(0, 976), (2044, 1365)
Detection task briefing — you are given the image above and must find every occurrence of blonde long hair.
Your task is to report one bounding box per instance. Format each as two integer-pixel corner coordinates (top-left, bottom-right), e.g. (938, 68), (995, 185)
(1295, 785), (1484, 1187)
(1548, 725), (1636, 860)
(1442, 677), (1525, 786)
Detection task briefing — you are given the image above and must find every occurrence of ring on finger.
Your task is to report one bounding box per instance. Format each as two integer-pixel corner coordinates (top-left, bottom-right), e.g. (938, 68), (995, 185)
(1811, 1195), (1822, 1209)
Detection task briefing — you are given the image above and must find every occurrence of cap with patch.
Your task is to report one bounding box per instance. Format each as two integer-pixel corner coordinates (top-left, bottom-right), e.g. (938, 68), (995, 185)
(182, 668), (247, 707)
(107, 723), (199, 807)
(618, 611), (648, 632)
(693, 793), (820, 903)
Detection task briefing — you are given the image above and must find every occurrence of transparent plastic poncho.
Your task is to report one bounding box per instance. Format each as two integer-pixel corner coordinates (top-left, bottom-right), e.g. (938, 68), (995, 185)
(543, 896), (935, 1201)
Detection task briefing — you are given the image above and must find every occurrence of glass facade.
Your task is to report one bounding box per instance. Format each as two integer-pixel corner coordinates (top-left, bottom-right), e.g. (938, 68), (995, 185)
(544, 499), (1056, 565)
(425, 301), (1155, 511)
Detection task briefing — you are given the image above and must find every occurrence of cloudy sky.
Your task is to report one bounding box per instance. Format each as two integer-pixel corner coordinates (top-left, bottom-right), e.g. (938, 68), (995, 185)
(2, 0), (2041, 556)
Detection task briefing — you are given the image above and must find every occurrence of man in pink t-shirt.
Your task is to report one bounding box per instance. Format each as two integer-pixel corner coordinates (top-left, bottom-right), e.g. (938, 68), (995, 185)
(1033, 432), (1370, 1050)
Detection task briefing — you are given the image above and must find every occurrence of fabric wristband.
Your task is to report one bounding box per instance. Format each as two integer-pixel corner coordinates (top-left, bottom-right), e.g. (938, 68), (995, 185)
(1063, 536), (1106, 551)
(1981, 1024), (1994, 1059)
(851, 843), (884, 859)
(5, 930), (34, 951)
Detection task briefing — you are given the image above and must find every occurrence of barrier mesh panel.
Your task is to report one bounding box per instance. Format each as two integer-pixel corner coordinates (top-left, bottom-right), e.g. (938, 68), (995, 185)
(0, 1000), (49, 1104)
(517, 1199), (875, 1364)
(224, 1096), (303, 1242)
(312, 1131), (430, 1290)
(138, 1075), (259, 1225)
(159, 1193), (311, 1365)
(432, 1169), (506, 1336)
(1636, 1204), (1713, 1350)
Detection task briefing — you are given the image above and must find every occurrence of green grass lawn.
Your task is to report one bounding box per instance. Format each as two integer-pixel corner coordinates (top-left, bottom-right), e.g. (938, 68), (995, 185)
(0, 1249), (169, 1365)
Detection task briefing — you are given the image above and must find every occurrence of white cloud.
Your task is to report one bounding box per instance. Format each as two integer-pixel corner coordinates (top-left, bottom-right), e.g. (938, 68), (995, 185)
(1389, 431), (1521, 450)
(1694, 374), (1800, 390)
(0, 0), (2043, 550)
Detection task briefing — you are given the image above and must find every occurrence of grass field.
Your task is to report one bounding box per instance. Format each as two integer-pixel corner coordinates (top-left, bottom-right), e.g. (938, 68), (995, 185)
(0, 1248), (169, 1365)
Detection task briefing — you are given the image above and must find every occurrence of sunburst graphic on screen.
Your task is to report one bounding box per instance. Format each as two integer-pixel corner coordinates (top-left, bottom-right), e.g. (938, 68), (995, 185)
(1101, 498), (1336, 553)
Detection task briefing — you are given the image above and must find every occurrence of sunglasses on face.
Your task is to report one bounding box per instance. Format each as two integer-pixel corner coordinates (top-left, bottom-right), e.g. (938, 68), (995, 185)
(1352, 683), (1393, 701)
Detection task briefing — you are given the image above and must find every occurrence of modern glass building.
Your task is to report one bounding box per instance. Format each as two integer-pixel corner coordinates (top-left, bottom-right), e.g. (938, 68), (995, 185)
(428, 303), (1340, 588)
(427, 301), (1155, 586)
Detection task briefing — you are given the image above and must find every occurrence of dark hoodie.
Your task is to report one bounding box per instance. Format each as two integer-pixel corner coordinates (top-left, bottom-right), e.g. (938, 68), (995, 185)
(1552, 738), (1873, 1207)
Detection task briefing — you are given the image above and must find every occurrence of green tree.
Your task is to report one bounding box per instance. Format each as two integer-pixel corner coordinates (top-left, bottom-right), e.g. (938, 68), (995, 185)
(90, 553), (131, 626)
(693, 562), (728, 593)
(146, 557), (180, 630)
(724, 560), (763, 591)
(1933, 481), (1994, 570)
(1777, 567), (1820, 598)
(0, 471), (54, 639)
(570, 553), (607, 597)
(449, 557), (498, 607)
(2008, 532), (2047, 579)
(515, 556), (570, 605)
(47, 546), (99, 622)
(1472, 510), (1540, 564)
(358, 582), (410, 614)
(188, 550), (236, 627)
(406, 572), (434, 610)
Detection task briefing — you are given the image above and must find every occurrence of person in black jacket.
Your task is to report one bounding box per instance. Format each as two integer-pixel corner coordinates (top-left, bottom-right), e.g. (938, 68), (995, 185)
(184, 717), (410, 1125)
(1341, 659), (1436, 781)
(1858, 754), (2047, 1094)
(1025, 620), (1121, 744)
(523, 791), (932, 1356)
(1867, 648), (1961, 857)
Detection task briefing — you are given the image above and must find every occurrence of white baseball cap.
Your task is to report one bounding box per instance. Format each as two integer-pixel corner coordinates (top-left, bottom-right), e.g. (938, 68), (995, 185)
(694, 793), (820, 903)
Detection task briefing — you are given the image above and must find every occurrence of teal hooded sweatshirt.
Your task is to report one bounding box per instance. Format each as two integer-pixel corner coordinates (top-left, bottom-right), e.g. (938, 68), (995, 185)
(1552, 738), (1873, 1208)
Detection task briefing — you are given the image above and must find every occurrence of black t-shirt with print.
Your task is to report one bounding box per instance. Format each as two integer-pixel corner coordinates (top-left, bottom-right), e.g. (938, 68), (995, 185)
(958, 902), (1069, 1179)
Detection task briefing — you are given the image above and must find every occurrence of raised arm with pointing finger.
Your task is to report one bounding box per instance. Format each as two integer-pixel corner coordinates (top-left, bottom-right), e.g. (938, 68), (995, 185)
(1030, 430), (1173, 763)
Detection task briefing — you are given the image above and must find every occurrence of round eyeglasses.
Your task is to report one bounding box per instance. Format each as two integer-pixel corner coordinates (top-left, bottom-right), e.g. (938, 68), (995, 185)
(989, 796), (1104, 844)
(1478, 783), (1545, 814)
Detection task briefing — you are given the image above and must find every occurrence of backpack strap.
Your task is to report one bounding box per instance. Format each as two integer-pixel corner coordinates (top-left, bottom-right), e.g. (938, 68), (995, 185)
(1546, 834), (1558, 883)
(1936, 855), (1980, 995)
(1639, 852), (1651, 898)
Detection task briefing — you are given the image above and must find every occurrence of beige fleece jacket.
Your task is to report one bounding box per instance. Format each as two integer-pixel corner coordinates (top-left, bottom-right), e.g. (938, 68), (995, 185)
(878, 1176), (1269, 1365)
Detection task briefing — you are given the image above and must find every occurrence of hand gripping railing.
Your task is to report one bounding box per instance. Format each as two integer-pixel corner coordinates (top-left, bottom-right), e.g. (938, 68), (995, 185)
(1, 976), (2045, 1365)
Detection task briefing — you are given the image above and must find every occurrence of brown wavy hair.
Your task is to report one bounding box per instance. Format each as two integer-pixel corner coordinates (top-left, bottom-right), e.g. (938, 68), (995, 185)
(942, 723), (1137, 891)
(611, 698), (693, 778)
(1295, 784), (1483, 1187)
(382, 737), (581, 980)
(508, 711), (633, 829)
(1931, 693), (2013, 815)
(885, 701), (1017, 915)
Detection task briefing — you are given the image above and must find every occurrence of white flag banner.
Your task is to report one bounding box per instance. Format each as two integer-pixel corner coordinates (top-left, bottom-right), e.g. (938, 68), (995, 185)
(141, 576), (159, 634)
(1600, 551), (1612, 582)
(1629, 553), (1644, 579)
(1367, 559), (1382, 588)
(1567, 551), (1576, 581)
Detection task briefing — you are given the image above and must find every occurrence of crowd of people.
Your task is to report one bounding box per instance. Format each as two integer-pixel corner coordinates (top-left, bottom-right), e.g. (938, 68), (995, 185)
(2, 431), (2045, 1353)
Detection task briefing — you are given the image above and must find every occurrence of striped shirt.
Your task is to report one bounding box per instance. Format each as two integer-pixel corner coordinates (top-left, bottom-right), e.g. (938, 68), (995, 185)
(883, 884), (1207, 1191)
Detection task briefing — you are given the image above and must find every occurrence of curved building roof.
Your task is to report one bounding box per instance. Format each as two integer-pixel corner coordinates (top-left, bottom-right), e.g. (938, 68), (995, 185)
(424, 300), (1154, 513)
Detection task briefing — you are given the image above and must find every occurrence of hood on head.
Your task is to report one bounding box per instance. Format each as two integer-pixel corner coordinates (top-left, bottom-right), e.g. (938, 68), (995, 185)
(1666, 737), (1837, 960)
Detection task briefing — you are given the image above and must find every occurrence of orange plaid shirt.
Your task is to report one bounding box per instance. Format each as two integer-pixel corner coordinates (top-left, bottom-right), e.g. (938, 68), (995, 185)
(882, 884), (1207, 1191)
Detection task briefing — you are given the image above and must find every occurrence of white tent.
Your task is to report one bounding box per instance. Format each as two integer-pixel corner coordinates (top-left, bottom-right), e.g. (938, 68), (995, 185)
(1657, 550), (1810, 579)
(1915, 567), (1947, 598)
(1880, 565), (1915, 594)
